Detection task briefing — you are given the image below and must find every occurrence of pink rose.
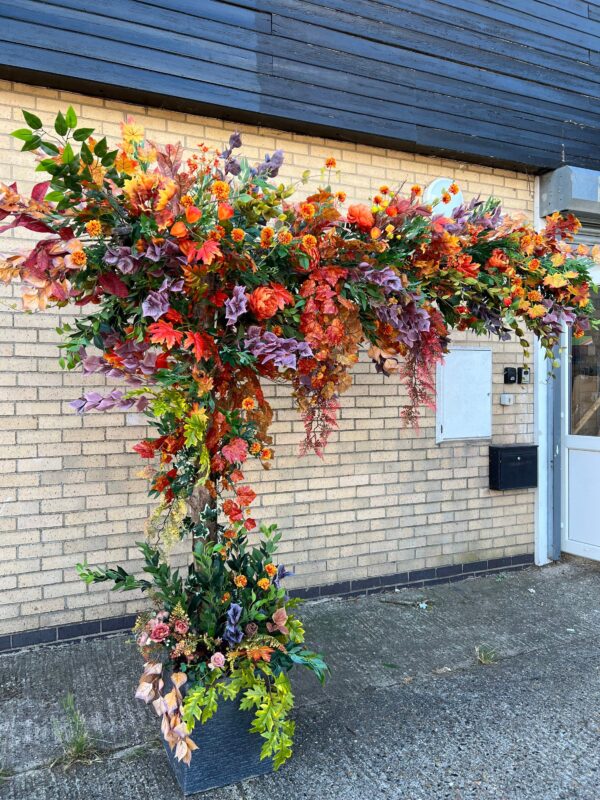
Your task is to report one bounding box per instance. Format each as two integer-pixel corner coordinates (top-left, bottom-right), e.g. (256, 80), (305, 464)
(209, 652), (226, 670)
(149, 621), (170, 642)
(173, 619), (189, 636)
(137, 632), (149, 647)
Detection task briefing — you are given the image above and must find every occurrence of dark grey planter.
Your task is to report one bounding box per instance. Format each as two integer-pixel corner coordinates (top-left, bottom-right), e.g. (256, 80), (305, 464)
(163, 696), (274, 795)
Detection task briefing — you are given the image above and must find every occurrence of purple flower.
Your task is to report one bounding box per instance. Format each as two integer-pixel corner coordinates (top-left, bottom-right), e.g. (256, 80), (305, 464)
(142, 290), (170, 321)
(273, 564), (293, 590)
(223, 603), (243, 646)
(350, 263), (403, 294)
(375, 297), (430, 347)
(244, 326), (313, 370)
(103, 245), (140, 275)
(225, 285), (248, 326)
(253, 149), (284, 178)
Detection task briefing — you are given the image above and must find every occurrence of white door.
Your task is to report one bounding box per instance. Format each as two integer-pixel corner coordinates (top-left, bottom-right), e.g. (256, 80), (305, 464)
(561, 266), (600, 559)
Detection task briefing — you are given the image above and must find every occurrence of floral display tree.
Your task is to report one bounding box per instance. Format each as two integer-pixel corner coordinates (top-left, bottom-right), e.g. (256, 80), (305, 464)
(1, 108), (597, 782)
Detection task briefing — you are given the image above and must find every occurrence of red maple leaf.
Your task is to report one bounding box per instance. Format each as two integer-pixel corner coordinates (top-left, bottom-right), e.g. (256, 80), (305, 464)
(197, 239), (222, 265)
(183, 331), (213, 361)
(148, 320), (184, 349)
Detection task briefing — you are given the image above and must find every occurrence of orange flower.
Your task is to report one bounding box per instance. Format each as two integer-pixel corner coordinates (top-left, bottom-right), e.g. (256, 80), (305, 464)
(185, 206), (202, 223)
(250, 442), (262, 455)
(234, 575), (248, 588)
(85, 220), (102, 237)
(261, 448), (273, 461)
(335, 191), (346, 203)
(301, 234), (317, 251)
(260, 227), (274, 248)
(299, 202), (316, 220)
(449, 182), (459, 195)
(170, 220), (188, 238)
(218, 203), (234, 221)
(277, 230), (293, 245)
(441, 191), (451, 204)
(248, 283), (294, 320)
(242, 397), (255, 411)
(180, 194), (194, 207)
(257, 578), (270, 591)
(223, 528), (237, 539)
(527, 290), (543, 302)
(379, 185), (390, 195)
(347, 203), (374, 231)
(325, 157), (337, 168)
(265, 563), (277, 577)
(211, 180), (230, 201)
(222, 592), (231, 603)
(231, 228), (245, 242)
(411, 185), (422, 196)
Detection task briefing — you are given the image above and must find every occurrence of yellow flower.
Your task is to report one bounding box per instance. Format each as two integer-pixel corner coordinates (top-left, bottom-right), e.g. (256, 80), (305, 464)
(234, 575), (247, 588)
(242, 397), (255, 411)
(257, 578), (270, 591)
(301, 234), (317, 251)
(121, 119), (144, 144)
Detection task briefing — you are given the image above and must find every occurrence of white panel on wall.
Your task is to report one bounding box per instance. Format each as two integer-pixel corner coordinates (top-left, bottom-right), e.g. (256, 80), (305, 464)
(436, 348), (492, 443)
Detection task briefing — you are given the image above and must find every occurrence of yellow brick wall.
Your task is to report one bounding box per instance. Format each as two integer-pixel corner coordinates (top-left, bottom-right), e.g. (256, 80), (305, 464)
(0, 80), (536, 634)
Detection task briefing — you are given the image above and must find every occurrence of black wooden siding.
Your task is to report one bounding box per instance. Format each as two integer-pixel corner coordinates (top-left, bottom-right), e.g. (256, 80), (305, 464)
(0, 0), (599, 172)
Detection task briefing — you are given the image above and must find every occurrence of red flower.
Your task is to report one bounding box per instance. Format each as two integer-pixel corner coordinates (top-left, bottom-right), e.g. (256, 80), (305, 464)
(236, 485), (257, 507)
(223, 498), (244, 522)
(347, 204), (374, 231)
(248, 283), (294, 321)
(222, 437), (249, 464)
(244, 518), (256, 531)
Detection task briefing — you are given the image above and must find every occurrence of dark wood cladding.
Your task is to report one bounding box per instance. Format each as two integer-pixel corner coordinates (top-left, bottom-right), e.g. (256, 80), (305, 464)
(0, 0), (599, 171)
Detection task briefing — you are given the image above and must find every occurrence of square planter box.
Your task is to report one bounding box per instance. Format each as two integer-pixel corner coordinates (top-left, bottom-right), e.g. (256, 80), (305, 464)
(163, 696), (273, 795)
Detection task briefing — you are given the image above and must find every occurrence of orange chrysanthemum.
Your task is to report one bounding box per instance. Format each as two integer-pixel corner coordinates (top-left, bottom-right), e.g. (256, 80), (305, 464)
(234, 574), (248, 588)
(85, 220), (102, 237)
(231, 228), (245, 243)
(299, 202), (316, 220)
(277, 230), (293, 245)
(325, 157), (337, 169)
(211, 180), (230, 201)
(257, 578), (270, 591)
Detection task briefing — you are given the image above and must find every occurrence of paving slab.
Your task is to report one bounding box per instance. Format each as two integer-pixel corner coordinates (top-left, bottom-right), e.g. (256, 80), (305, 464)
(1, 559), (600, 799)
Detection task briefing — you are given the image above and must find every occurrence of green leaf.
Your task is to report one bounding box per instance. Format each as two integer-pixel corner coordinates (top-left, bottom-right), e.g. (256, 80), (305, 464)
(62, 142), (75, 163)
(21, 136), (42, 152)
(54, 111), (68, 136)
(94, 137), (108, 158)
(22, 109), (43, 130)
(39, 142), (60, 155)
(11, 128), (33, 141)
(73, 127), (95, 141)
(44, 190), (65, 203)
(65, 106), (78, 128)
(80, 141), (94, 165)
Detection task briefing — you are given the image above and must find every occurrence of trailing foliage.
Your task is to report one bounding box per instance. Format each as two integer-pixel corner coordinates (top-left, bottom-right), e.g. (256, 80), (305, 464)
(1, 108), (597, 769)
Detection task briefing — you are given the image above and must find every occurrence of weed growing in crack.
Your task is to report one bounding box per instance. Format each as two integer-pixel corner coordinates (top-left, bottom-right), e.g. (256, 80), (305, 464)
(52, 692), (102, 771)
(475, 644), (498, 665)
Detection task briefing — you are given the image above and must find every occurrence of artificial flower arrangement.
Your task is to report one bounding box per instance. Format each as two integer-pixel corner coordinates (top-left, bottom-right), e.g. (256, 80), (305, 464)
(1, 107), (597, 773)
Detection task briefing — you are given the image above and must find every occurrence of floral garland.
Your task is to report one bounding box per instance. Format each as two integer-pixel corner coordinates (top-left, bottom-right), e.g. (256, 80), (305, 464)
(1, 108), (597, 767)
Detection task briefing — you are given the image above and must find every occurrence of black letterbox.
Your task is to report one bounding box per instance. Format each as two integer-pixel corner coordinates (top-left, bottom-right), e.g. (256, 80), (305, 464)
(489, 444), (538, 491)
